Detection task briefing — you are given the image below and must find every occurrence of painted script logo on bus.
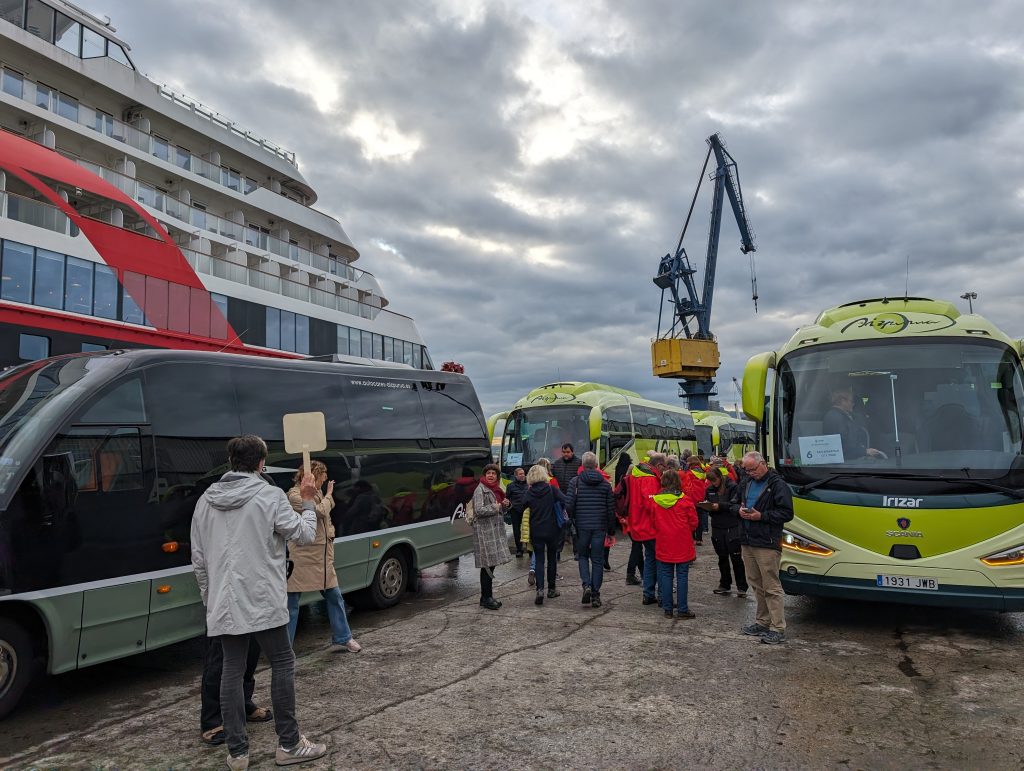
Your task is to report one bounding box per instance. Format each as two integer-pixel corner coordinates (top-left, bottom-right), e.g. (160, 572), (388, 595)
(840, 313), (955, 335)
(529, 392), (578, 404)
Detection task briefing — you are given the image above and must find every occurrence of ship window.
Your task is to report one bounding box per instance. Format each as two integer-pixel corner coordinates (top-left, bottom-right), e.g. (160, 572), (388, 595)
(349, 327), (360, 357)
(33, 248), (63, 309)
(190, 202), (207, 230)
(35, 82), (53, 110)
(145, 276), (168, 329)
(93, 109), (114, 136)
(81, 25), (105, 58)
(296, 314), (309, 355)
(266, 306), (280, 349)
(246, 224), (269, 250)
(64, 256), (93, 315)
(55, 13), (80, 55)
(107, 41), (131, 68)
(211, 292), (228, 339)
(336, 326), (349, 355)
(361, 331), (372, 360)
(0, 0), (24, 27)
(168, 282), (190, 333)
(55, 91), (78, 122)
(18, 333), (48, 361)
(1, 240), (33, 303)
(81, 343), (106, 352)
(384, 336), (395, 362)
(93, 264), (117, 319)
(121, 271), (146, 325)
(281, 310), (296, 352)
(221, 167), (240, 192)
(175, 146), (191, 171)
(2, 68), (23, 99)
(152, 135), (169, 162)
(25, 0), (53, 43)
(372, 334), (383, 360)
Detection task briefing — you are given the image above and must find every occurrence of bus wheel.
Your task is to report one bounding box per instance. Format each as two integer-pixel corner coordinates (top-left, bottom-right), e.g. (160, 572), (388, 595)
(0, 619), (34, 720)
(365, 550), (409, 610)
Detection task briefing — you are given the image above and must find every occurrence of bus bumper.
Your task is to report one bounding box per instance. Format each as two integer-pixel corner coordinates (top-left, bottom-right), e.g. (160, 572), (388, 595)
(781, 572), (1024, 612)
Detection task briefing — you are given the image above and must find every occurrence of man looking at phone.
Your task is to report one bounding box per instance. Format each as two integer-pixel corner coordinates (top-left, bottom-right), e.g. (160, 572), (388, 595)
(737, 451), (793, 645)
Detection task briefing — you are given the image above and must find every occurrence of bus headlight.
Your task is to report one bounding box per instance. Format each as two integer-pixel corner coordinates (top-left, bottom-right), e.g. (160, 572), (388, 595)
(781, 530), (834, 557)
(981, 545), (1024, 566)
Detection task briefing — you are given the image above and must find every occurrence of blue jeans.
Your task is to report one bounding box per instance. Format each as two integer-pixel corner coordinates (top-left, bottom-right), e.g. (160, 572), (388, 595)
(640, 539), (658, 600)
(658, 560), (692, 613)
(577, 528), (606, 594)
(287, 586), (353, 645)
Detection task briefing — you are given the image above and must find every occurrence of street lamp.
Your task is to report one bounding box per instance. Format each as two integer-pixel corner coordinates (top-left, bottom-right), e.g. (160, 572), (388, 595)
(960, 291), (977, 314)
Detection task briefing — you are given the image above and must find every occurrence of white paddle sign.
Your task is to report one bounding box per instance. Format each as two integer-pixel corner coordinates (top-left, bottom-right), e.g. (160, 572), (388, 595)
(283, 411), (327, 476)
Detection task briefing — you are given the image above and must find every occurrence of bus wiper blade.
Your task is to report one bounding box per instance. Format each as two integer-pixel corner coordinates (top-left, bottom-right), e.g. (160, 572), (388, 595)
(796, 473), (862, 494)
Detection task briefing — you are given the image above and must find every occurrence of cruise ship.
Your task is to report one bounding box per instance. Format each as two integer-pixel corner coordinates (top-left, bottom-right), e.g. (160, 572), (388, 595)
(0, 0), (431, 368)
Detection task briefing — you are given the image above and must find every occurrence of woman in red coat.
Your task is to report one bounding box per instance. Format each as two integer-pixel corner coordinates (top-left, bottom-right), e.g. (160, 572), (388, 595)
(652, 469), (699, 619)
(682, 456), (709, 546)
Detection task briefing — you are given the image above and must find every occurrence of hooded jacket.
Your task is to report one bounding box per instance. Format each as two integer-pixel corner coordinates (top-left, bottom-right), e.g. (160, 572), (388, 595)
(627, 463), (660, 541)
(191, 472), (317, 636)
(525, 481), (567, 543)
(705, 475), (741, 530)
(566, 468), (615, 533)
(652, 491), (698, 563)
(738, 469), (794, 550)
(682, 468), (709, 504)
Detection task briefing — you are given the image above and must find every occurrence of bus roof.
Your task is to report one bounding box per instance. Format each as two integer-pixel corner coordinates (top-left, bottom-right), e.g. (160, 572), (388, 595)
(508, 381), (691, 414)
(778, 297), (1016, 357)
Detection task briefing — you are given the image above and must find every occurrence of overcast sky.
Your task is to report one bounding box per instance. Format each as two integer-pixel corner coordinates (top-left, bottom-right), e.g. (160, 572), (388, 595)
(89, 0), (1024, 416)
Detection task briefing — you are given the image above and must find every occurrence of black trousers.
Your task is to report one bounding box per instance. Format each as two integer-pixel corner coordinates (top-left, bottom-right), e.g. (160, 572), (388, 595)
(510, 508), (524, 552)
(627, 537), (644, 577)
(711, 527), (747, 591)
(480, 567), (494, 599)
(200, 634), (260, 731)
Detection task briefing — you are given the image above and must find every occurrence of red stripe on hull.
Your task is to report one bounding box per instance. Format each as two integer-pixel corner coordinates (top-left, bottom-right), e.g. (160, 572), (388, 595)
(0, 304), (299, 358)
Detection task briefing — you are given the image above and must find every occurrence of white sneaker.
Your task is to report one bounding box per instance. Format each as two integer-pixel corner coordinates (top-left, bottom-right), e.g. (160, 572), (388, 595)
(276, 735), (327, 766)
(332, 639), (362, 653)
(226, 753), (249, 770)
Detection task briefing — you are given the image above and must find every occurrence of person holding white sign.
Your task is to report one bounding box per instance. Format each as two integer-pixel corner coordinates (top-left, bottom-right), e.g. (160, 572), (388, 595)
(822, 387), (886, 461)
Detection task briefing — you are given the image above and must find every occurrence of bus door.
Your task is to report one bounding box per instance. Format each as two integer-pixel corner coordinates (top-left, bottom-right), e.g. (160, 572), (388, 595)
(696, 425), (713, 458)
(41, 422), (157, 666)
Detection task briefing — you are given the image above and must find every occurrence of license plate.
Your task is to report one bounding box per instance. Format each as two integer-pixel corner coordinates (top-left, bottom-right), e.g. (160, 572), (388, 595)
(876, 574), (938, 590)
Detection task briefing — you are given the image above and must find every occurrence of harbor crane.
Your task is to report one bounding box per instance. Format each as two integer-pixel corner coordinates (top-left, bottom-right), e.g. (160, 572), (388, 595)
(651, 133), (758, 410)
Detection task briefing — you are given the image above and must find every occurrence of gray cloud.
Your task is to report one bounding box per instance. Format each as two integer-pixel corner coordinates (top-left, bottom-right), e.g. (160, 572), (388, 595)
(87, 0), (1024, 416)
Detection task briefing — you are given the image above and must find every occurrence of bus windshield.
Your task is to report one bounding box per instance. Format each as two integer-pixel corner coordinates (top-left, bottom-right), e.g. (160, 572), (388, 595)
(775, 339), (1024, 486)
(501, 406), (591, 474)
(0, 355), (122, 504)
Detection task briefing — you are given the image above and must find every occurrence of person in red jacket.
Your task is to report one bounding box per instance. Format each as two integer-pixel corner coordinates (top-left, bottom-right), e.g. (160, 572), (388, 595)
(682, 455), (709, 546)
(628, 452), (665, 604)
(652, 469), (699, 619)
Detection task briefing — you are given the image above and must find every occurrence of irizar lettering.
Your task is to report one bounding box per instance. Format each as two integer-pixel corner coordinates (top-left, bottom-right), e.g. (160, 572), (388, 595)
(882, 496), (923, 508)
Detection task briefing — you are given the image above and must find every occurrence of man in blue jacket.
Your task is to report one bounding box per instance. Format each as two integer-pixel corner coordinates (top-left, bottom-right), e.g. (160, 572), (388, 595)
(737, 451), (794, 645)
(567, 452), (615, 608)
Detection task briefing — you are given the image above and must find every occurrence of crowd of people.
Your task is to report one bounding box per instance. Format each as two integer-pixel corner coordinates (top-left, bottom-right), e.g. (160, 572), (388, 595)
(187, 433), (792, 769)
(470, 443), (794, 647)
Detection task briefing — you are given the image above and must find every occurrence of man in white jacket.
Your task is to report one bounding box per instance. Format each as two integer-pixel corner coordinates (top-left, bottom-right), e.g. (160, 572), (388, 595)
(191, 434), (324, 769)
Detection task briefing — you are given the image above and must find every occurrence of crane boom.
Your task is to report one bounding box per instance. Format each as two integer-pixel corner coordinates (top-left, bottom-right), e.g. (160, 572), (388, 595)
(651, 133), (757, 410)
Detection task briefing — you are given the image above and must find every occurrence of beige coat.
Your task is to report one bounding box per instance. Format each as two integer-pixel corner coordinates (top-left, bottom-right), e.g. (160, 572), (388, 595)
(286, 487), (338, 592)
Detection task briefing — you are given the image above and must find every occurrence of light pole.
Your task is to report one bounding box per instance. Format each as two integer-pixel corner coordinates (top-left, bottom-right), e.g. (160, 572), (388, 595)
(960, 291), (977, 314)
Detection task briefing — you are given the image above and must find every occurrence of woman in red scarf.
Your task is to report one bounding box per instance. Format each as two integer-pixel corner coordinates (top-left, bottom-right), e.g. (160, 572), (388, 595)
(471, 464), (512, 609)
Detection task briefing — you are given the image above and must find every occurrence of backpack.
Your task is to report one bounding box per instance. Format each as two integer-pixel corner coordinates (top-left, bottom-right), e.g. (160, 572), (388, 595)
(465, 497), (476, 526)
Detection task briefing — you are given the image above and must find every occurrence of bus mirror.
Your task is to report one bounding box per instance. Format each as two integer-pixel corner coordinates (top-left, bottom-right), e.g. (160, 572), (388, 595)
(588, 406), (601, 442)
(486, 412), (508, 442)
(283, 412), (327, 476)
(742, 352), (776, 422)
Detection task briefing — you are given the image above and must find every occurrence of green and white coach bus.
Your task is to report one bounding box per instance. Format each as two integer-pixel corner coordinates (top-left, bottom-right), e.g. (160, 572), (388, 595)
(693, 411), (757, 462)
(742, 297), (1024, 610)
(0, 350), (487, 717)
(488, 381), (698, 480)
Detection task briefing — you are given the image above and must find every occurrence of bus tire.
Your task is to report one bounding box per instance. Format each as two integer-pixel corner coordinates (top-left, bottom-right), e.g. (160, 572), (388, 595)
(0, 618), (34, 720)
(360, 549), (409, 610)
